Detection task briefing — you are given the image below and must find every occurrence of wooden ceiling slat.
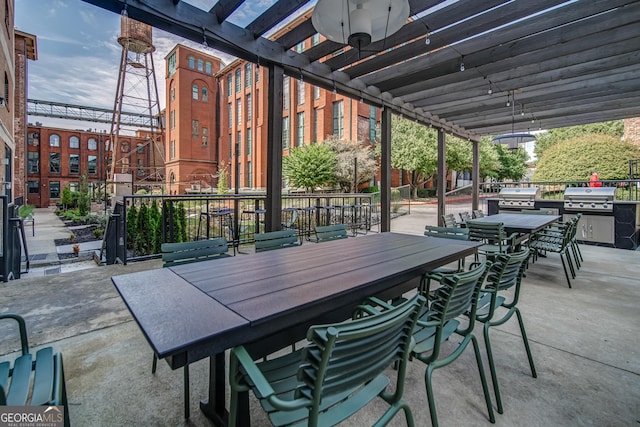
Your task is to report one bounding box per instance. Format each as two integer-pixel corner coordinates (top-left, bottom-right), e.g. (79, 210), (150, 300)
(209, 0), (245, 23)
(246, 0), (311, 37)
(275, 18), (316, 50)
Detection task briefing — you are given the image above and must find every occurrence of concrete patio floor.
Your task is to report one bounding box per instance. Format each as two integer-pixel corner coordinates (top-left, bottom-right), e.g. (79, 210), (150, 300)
(1, 206), (638, 426)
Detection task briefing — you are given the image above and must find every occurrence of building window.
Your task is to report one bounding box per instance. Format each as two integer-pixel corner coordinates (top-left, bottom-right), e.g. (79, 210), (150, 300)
(192, 120), (199, 138)
(202, 127), (209, 146)
(295, 41), (304, 53)
(49, 182), (60, 199)
(28, 132), (39, 146)
(88, 138), (97, 150)
(197, 58), (204, 72)
(121, 141), (130, 152)
(170, 140), (176, 160)
(192, 83), (199, 100)
(246, 129), (252, 155)
(312, 108), (318, 143)
(69, 154), (80, 174)
(236, 99), (242, 125)
(88, 155), (97, 174)
(255, 66), (260, 83)
(167, 52), (177, 77)
(246, 161), (252, 188)
(170, 86), (175, 102)
(235, 68), (241, 93)
(170, 110), (175, 129)
(245, 63), (252, 87)
(246, 94), (252, 121)
(69, 136), (79, 149)
(228, 133), (232, 159)
(28, 151), (39, 173)
(369, 106), (377, 142)
(227, 74), (233, 97)
(28, 181), (39, 194)
(137, 159), (145, 177)
(283, 77), (290, 111)
(202, 86), (209, 102)
(297, 112), (305, 147)
(332, 100), (344, 138)
(69, 182), (79, 193)
(188, 56), (195, 68)
(49, 134), (60, 147)
(314, 85), (320, 100)
(3, 73), (8, 108)
(236, 131), (242, 156)
(136, 144), (144, 154)
(297, 81), (305, 105)
(205, 61), (212, 74)
(312, 33), (320, 46)
(49, 153), (61, 173)
(282, 116), (290, 149)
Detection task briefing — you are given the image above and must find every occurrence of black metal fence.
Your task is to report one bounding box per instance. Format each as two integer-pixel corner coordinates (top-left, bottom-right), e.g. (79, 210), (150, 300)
(108, 193), (376, 264)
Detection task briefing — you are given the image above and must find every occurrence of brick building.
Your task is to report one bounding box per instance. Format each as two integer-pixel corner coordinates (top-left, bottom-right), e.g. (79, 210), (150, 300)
(1, 0), (15, 199)
(25, 126), (155, 207)
(164, 44), (222, 194)
(13, 30), (37, 203)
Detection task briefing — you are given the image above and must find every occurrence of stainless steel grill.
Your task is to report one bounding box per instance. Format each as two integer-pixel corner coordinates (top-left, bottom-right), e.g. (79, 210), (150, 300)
(498, 187), (539, 209)
(563, 187), (615, 212)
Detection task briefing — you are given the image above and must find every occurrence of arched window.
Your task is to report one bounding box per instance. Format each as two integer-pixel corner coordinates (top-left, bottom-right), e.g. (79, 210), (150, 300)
(69, 136), (79, 148)
(49, 134), (60, 147)
(197, 58), (203, 72)
(121, 141), (130, 152)
(192, 84), (198, 100)
(87, 138), (97, 150)
(170, 172), (175, 183)
(202, 86), (208, 102)
(188, 56), (195, 68)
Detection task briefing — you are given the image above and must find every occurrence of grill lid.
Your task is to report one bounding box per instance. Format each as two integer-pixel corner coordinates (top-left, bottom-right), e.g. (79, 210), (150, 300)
(498, 187), (539, 198)
(563, 187), (616, 200)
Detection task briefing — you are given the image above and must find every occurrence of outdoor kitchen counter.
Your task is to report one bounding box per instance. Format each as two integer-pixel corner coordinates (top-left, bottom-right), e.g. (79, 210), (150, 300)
(487, 199), (640, 250)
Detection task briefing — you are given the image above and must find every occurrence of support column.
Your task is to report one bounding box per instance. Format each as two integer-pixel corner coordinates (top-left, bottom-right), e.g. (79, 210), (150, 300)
(265, 64), (283, 232)
(437, 129), (446, 226)
(380, 107), (392, 232)
(472, 140), (480, 211)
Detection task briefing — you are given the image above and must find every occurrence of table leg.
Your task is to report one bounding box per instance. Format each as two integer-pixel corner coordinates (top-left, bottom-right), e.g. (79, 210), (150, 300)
(200, 353), (229, 426)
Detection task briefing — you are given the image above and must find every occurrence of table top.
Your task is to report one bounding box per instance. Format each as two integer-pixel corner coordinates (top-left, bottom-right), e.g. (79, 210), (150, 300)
(469, 213), (559, 234)
(112, 232), (480, 369)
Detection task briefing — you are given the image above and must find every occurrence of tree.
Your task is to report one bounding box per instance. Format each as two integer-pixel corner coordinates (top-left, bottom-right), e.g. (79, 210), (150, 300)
(494, 145), (529, 181)
(135, 203), (150, 255)
(217, 161), (229, 194)
(77, 174), (90, 216)
(534, 121), (624, 160)
(60, 185), (73, 210)
(323, 136), (377, 193)
(478, 138), (502, 179)
(282, 143), (337, 192)
(387, 115), (438, 198)
(532, 134), (640, 181)
(126, 204), (138, 250)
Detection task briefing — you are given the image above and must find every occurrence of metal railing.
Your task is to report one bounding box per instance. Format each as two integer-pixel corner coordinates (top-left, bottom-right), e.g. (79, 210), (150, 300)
(110, 193), (376, 263)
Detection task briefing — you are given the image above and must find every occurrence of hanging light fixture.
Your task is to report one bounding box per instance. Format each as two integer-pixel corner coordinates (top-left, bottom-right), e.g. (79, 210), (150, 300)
(312, 0), (410, 50)
(492, 91), (536, 150)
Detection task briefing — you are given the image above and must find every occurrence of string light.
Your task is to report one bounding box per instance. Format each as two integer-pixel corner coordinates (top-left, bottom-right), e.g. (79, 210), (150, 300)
(425, 26), (431, 45)
(202, 27), (209, 49)
(488, 82), (493, 95)
(459, 57), (465, 72)
(506, 92), (511, 107)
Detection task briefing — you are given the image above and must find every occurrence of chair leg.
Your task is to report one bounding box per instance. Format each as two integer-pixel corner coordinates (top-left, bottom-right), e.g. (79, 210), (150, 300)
(424, 365), (440, 427)
(559, 253), (572, 288)
(483, 324), (503, 414)
(515, 308), (537, 378)
(472, 335), (496, 423)
(152, 353), (157, 374)
(184, 365), (190, 418)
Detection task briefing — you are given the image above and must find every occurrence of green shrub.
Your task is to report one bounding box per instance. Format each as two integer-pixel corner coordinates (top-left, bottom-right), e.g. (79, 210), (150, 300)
(18, 204), (34, 219)
(417, 188), (436, 198)
(361, 186), (379, 193)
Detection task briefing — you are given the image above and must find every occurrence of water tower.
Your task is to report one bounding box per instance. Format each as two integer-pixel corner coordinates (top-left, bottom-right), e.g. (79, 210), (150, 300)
(108, 11), (164, 193)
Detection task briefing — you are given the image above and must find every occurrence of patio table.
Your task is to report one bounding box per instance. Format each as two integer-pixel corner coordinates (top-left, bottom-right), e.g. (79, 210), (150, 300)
(111, 232), (480, 425)
(470, 213), (559, 246)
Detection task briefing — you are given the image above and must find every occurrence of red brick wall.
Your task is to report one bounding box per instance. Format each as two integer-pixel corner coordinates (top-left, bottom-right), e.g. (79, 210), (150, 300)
(14, 36), (27, 201)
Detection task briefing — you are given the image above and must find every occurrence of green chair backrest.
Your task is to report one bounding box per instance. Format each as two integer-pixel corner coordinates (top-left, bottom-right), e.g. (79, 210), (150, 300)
(254, 229), (299, 252)
(161, 238), (230, 267)
(460, 211), (472, 222)
(466, 220), (511, 250)
(473, 209), (485, 218)
(424, 225), (469, 240)
(442, 213), (458, 228)
(315, 224), (348, 242)
(300, 293), (425, 418)
(479, 249), (530, 321)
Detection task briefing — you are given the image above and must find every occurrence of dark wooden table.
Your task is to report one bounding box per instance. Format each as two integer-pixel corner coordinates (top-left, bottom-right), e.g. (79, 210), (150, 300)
(470, 213), (560, 246)
(112, 232), (480, 425)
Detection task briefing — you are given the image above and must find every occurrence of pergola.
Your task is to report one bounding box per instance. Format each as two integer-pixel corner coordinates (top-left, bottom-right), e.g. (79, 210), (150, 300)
(81, 0), (640, 230)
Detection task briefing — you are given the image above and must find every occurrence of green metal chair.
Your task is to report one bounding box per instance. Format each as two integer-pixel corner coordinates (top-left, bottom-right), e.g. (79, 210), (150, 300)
(474, 249), (536, 414)
(314, 223), (348, 242)
(228, 293), (426, 427)
(254, 229), (300, 252)
(473, 209), (485, 218)
(528, 219), (576, 288)
(466, 220), (516, 262)
(424, 225), (470, 273)
(441, 213), (459, 228)
(459, 211), (472, 223)
(359, 263), (495, 427)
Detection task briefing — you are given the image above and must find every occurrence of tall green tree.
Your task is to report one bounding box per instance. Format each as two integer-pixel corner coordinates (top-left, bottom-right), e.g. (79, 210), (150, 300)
(77, 174), (90, 216)
(150, 200), (162, 254)
(135, 203), (150, 255)
(534, 121), (624, 160)
(323, 136), (377, 193)
(282, 143), (337, 192)
(494, 145), (529, 181)
(478, 138), (502, 179)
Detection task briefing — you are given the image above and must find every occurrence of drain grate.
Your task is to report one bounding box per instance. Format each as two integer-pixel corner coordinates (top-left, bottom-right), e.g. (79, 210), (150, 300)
(30, 254), (48, 260)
